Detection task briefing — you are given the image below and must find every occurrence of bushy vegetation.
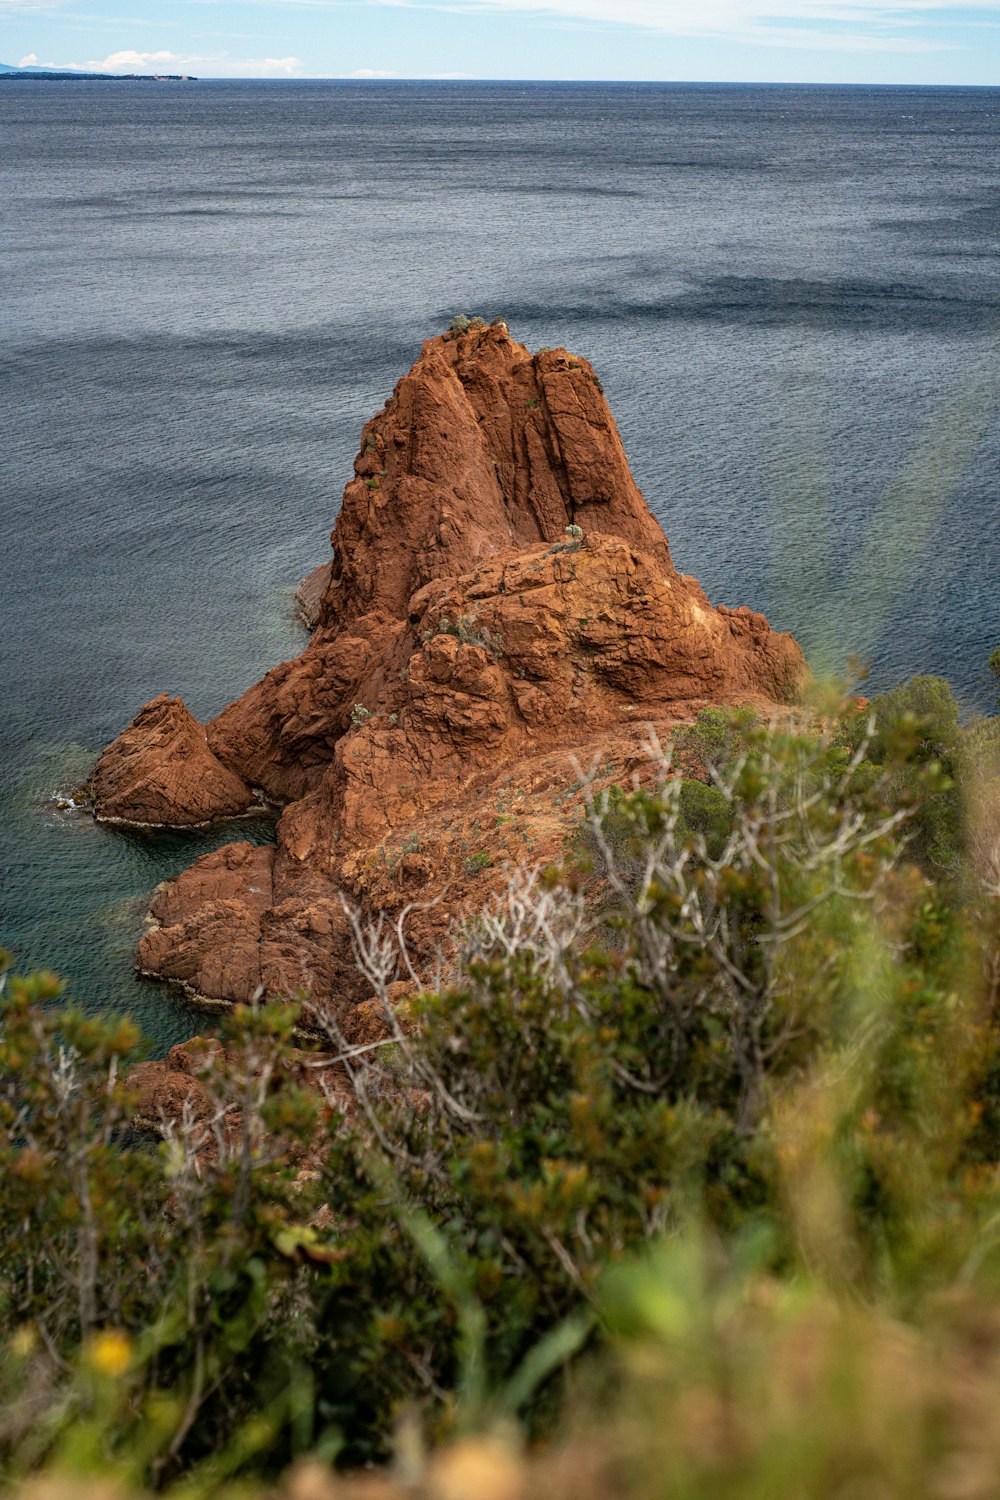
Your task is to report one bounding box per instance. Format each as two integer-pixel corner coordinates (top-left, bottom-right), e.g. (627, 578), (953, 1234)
(447, 315), (487, 336)
(2, 673), (1000, 1496)
(434, 612), (504, 657)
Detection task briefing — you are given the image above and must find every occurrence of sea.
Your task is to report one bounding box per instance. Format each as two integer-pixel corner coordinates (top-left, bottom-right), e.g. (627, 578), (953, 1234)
(2, 80), (999, 1051)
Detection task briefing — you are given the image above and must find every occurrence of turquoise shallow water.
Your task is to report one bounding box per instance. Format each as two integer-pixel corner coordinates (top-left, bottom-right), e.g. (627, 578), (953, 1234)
(3, 81), (999, 1052)
(2, 601), (300, 1052)
(7, 755), (279, 1052)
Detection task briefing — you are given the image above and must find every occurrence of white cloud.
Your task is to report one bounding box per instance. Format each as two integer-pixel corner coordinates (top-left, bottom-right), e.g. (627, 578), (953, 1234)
(364, 0), (995, 52)
(17, 51), (38, 63)
(6, 0), (992, 68)
(370, 0), (999, 19)
(26, 48), (304, 75)
(0, 0), (68, 12)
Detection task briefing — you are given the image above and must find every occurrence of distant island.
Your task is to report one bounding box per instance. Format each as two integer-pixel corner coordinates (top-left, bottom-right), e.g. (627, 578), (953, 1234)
(0, 61), (195, 80)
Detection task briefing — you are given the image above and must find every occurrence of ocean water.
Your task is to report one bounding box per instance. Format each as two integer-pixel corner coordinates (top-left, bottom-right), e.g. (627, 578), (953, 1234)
(3, 80), (999, 1050)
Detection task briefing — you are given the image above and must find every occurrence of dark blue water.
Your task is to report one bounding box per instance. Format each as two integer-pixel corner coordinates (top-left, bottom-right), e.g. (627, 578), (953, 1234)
(3, 81), (999, 1049)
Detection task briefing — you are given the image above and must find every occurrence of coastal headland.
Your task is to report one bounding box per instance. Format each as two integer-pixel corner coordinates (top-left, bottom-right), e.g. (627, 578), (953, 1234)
(0, 62), (195, 79)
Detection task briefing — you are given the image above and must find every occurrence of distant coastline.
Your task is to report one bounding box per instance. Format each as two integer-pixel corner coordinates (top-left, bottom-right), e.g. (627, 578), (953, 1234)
(0, 65), (195, 81)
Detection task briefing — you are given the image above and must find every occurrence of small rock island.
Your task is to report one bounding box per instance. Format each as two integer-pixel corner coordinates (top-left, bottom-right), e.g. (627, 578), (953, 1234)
(88, 321), (804, 1032)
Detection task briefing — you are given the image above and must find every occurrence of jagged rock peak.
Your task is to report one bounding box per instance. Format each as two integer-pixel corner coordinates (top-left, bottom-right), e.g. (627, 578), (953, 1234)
(314, 322), (674, 636)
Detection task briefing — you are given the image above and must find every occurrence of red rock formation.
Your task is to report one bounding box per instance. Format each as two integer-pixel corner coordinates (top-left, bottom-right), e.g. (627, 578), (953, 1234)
(91, 324), (805, 1028)
(128, 1037), (222, 1130)
(89, 694), (254, 827)
(205, 327), (675, 807)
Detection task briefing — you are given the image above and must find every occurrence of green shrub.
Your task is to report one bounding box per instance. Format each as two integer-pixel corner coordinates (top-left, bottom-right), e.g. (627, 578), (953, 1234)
(0, 964), (325, 1482)
(839, 674), (965, 874)
(2, 689), (999, 1484)
(448, 315), (486, 336)
(436, 613), (503, 658)
(300, 700), (998, 1452)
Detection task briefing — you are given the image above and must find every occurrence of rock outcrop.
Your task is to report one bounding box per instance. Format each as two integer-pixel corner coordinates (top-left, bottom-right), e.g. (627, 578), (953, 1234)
(89, 694), (255, 827)
(295, 563), (332, 630)
(91, 323), (805, 1031)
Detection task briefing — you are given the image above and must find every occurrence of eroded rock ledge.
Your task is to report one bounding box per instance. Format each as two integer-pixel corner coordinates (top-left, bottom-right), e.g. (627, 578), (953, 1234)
(90, 323), (805, 1040)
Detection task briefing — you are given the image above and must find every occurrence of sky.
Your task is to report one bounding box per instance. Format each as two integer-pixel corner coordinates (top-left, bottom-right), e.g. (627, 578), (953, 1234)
(3, 0), (1000, 84)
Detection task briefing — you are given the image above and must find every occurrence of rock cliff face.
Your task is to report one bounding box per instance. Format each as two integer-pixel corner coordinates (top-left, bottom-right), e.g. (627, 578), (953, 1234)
(90, 324), (804, 1031)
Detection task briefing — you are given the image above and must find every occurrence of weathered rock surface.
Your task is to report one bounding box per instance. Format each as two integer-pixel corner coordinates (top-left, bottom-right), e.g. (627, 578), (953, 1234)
(295, 562), (332, 630)
(91, 323), (805, 1032)
(129, 1038), (221, 1130)
(203, 328), (676, 806)
(88, 694), (255, 826)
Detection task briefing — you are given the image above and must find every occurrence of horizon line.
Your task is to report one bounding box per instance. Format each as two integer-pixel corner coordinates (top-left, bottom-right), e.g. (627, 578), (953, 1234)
(5, 71), (1000, 87)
